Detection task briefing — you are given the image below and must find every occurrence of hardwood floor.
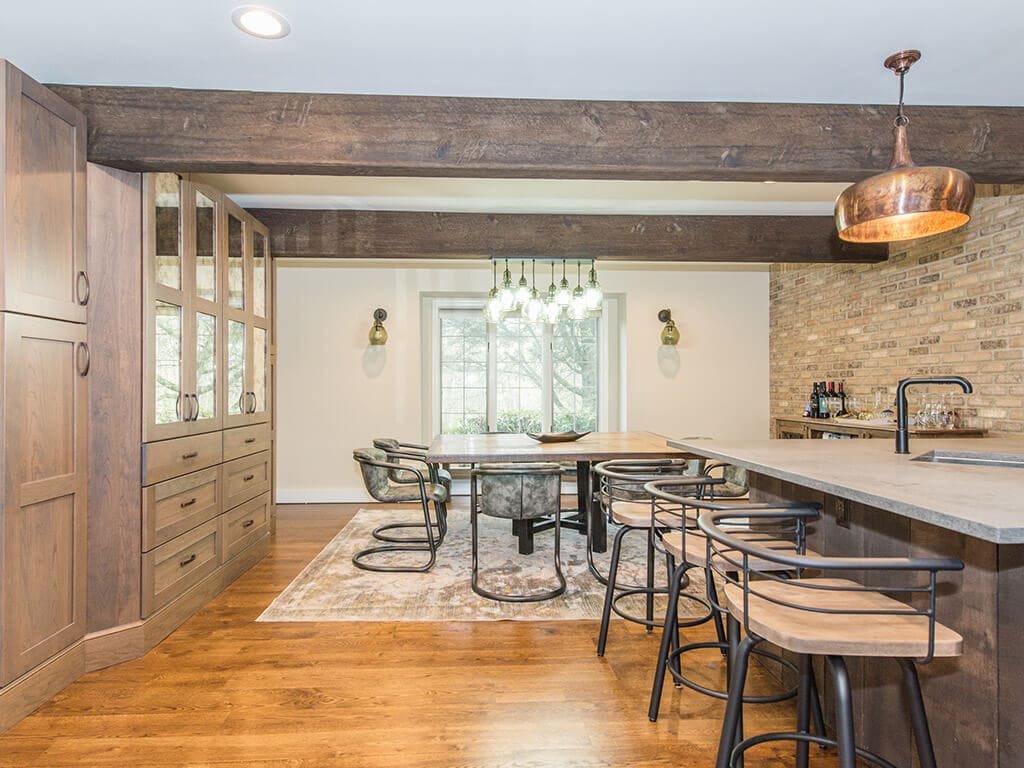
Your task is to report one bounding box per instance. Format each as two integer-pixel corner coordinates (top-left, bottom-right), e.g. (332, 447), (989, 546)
(0, 502), (833, 767)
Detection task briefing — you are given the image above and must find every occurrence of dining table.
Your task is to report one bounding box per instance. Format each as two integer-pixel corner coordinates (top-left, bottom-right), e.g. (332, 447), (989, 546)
(425, 430), (690, 552)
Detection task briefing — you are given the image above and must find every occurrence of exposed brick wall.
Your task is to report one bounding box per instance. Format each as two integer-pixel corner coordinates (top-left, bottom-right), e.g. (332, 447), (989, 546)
(770, 195), (1024, 434)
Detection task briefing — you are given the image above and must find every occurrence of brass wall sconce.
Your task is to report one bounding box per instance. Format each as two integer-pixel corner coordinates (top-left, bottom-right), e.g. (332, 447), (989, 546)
(368, 308), (388, 346)
(658, 309), (679, 346)
(835, 50), (975, 243)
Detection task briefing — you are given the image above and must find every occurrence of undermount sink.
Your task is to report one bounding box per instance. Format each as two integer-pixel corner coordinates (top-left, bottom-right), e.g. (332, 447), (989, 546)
(911, 450), (1024, 469)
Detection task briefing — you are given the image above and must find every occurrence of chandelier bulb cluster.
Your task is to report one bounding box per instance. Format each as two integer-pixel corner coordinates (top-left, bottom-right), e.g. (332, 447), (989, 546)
(483, 258), (603, 325)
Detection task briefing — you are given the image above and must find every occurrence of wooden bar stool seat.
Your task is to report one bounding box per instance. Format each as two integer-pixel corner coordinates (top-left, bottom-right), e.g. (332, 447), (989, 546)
(723, 578), (963, 659)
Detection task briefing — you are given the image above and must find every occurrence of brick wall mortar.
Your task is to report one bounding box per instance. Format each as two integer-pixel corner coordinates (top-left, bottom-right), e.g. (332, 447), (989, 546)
(770, 195), (1024, 435)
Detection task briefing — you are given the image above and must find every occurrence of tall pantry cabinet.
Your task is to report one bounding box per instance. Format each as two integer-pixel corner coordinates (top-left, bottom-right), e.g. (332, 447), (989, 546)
(0, 60), (89, 723)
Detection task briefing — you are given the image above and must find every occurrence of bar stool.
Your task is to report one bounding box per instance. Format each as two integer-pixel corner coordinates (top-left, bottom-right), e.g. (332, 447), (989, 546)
(644, 484), (826, 726)
(593, 461), (716, 658)
(700, 507), (964, 768)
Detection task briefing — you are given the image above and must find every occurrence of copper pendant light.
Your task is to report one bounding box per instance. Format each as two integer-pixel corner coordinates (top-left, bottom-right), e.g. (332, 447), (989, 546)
(835, 50), (975, 243)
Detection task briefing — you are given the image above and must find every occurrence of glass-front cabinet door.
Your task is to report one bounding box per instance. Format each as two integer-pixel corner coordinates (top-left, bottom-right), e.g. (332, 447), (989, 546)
(187, 183), (222, 433)
(251, 325), (269, 422)
(144, 173), (191, 441)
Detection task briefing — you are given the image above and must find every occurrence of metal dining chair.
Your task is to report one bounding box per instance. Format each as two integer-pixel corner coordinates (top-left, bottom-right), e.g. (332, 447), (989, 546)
(470, 463), (566, 602)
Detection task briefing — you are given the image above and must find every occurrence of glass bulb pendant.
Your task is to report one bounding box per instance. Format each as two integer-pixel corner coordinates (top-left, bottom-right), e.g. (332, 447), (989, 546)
(555, 260), (572, 306)
(584, 264), (603, 311)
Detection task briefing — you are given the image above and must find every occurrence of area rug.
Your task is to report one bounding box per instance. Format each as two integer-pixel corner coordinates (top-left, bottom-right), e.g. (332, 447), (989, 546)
(258, 508), (709, 622)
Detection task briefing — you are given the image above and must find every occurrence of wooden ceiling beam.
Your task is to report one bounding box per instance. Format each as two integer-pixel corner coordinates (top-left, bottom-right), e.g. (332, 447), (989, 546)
(50, 85), (1024, 183)
(249, 209), (888, 263)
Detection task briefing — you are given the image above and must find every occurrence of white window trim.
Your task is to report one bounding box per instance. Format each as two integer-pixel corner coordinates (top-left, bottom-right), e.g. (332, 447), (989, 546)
(419, 292), (623, 439)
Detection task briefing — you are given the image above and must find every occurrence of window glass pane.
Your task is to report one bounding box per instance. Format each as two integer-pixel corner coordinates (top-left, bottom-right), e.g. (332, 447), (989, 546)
(195, 311), (217, 419)
(195, 190), (217, 302)
(253, 327), (267, 413)
(253, 230), (267, 317)
(495, 317), (543, 433)
(439, 310), (488, 434)
(228, 214), (245, 310)
(228, 320), (246, 415)
(154, 300), (182, 424)
(154, 174), (181, 290)
(552, 317), (599, 432)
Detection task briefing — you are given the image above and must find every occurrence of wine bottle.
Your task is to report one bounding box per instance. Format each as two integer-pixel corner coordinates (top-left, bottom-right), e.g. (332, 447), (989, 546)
(837, 382), (848, 416)
(818, 381), (828, 418)
(806, 383), (819, 419)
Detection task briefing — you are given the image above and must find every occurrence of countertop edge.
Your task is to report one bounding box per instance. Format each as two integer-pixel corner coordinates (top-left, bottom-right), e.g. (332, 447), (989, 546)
(668, 438), (1024, 544)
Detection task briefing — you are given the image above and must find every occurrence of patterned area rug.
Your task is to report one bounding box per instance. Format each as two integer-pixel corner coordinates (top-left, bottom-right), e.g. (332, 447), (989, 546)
(258, 508), (709, 622)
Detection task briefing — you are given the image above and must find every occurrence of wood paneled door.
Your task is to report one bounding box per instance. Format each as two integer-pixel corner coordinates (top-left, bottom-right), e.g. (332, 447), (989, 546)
(1, 313), (88, 685)
(0, 61), (88, 324)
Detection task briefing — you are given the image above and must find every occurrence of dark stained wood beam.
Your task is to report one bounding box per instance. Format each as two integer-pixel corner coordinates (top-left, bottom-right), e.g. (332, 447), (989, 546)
(248, 209), (888, 263)
(50, 85), (1024, 183)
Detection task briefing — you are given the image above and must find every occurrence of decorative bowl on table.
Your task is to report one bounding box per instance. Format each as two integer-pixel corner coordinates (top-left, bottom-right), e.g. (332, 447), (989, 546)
(525, 431), (591, 443)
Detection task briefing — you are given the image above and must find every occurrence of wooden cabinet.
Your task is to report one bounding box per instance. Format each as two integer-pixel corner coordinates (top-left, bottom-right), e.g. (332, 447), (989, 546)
(0, 61), (87, 324)
(0, 312), (88, 685)
(143, 175), (225, 442)
(774, 417), (988, 440)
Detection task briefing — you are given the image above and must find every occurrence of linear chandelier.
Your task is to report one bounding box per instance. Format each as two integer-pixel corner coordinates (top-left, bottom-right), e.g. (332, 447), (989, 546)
(485, 258), (602, 324)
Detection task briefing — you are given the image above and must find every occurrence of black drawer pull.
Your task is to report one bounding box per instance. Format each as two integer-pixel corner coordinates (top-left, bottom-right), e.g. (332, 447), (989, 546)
(179, 553), (197, 568)
(243, 474), (255, 482)
(180, 497), (198, 508)
(242, 519), (255, 529)
(182, 451), (199, 460)
(244, 437), (257, 444)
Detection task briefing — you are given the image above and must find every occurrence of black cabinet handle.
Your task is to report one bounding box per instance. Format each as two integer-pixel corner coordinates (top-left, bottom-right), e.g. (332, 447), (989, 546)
(244, 437), (257, 444)
(243, 474), (255, 482)
(182, 451), (199, 460)
(76, 270), (90, 306)
(179, 553), (197, 567)
(180, 497), (198, 508)
(242, 519), (255, 529)
(189, 394), (199, 421)
(76, 342), (90, 376)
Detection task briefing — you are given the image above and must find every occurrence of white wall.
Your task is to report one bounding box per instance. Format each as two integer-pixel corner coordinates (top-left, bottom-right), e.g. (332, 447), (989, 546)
(276, 261), (769, 502)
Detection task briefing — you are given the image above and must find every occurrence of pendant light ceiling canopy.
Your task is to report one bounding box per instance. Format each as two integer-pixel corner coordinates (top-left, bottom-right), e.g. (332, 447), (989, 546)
(835, 50), (975, 244)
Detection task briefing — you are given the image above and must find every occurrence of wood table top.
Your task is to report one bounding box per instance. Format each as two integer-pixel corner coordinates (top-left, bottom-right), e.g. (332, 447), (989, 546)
(426, 430), (686, 463)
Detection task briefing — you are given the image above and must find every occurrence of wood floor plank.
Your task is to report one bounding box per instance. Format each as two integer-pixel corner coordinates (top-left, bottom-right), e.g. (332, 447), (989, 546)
(0, 502), (834, 767)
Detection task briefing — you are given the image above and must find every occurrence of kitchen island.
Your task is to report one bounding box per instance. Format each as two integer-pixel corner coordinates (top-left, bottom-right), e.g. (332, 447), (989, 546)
(669, 435), (1024, 768)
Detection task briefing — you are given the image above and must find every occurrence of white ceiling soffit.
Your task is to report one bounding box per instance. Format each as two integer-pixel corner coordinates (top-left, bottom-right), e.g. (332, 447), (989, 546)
(3, 0), (1023, 106)
(197, 176), (850, 215)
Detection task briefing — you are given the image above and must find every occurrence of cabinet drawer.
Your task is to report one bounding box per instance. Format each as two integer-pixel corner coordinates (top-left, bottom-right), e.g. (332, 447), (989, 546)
(142, 518), (220, 617)
(142, 466), (222, 551)
(142, 432), (222, 486)
(223, 450), (271, 510)
(223, 423), (271, 462)
(222, 492), (272, 562)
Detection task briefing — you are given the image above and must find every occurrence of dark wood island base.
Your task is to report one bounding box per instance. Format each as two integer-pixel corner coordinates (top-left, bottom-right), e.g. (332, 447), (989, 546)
(749, 471), (1021, 768)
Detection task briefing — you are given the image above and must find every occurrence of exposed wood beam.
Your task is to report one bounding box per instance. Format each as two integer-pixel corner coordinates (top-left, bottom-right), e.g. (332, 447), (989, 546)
(50, 85), (1024, 183)
(248, 209), (888, 263)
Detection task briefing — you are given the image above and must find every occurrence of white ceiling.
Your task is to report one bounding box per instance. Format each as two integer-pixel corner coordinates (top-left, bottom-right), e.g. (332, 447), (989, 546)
(5, 1), (1019, 214)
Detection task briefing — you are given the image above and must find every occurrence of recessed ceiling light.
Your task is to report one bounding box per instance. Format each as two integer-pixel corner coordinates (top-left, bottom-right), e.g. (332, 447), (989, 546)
(232, 6), (291, 39)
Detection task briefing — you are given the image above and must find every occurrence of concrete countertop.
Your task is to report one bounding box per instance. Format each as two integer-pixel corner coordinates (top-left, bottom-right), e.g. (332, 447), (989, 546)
(667, 436), (1024, 544)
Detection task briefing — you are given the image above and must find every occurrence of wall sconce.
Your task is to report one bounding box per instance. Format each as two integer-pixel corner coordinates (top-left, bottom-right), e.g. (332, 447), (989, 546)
(368, 308), (388, 346)
(658, 309), (679, 346)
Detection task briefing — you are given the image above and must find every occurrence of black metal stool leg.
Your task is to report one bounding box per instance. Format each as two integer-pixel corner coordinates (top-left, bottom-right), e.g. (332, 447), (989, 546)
(716, 633), (759, 768)
(899, 658), (938, 768)
(596, 525), (629, 657)
(645, 528), (656, 633)
(707, 570), (727, 650)
(796, 654), (811, 768)
(827, 655), (857, 768)
(648, 558), (687, 721)
(810, 664), (827, 744)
